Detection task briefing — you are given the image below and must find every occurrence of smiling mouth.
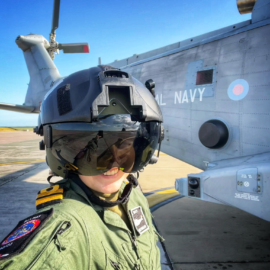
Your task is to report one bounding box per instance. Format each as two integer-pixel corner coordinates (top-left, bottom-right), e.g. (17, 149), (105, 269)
(103, 168), (119, 176)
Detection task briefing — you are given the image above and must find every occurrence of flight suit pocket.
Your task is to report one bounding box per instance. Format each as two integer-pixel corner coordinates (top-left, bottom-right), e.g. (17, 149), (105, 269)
(28, 221), (72, 270)
(102, 243), (128, 270)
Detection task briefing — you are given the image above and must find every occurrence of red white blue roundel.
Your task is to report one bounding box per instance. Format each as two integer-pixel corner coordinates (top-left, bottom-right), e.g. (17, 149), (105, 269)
(1, 219), (41, 245)
(227, 79), (249, 101)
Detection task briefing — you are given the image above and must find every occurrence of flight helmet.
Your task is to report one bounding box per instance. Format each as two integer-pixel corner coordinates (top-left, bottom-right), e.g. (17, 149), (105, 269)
(36, 65), (163, 177)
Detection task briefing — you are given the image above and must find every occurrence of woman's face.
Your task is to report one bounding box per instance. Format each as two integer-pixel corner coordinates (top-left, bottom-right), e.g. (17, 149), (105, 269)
(79, 167), (129, 193)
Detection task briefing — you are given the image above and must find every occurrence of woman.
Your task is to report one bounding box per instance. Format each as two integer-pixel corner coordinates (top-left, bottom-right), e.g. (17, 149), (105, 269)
(0, 66), (164, 269)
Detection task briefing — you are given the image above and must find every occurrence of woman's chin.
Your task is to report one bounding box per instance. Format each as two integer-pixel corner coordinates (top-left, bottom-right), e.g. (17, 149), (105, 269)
(79, 170), (128, 194)
(98, 183), (122, 194)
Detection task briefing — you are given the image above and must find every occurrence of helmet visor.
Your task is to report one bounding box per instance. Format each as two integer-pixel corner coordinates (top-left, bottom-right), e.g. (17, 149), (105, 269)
(48, 114), (160, 176)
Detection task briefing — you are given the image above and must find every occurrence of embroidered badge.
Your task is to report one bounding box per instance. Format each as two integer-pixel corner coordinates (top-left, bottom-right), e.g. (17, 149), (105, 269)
(0, 208), (53, 260)
(2, 219), (41, 245)
(129, 206), (149, 235)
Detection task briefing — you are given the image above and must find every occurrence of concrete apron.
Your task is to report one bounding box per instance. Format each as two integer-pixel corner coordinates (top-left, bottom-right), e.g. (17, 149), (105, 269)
(0, 133), (269, 270)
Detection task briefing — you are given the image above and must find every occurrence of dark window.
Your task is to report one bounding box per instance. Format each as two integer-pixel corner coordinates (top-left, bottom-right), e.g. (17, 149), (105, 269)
(196, 69), (213, 85)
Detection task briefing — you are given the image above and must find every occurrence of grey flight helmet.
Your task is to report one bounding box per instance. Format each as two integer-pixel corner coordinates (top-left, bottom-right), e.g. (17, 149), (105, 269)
(35, 65), (163, 178)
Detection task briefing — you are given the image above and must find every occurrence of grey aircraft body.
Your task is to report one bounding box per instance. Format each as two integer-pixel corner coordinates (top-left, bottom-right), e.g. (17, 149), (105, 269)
(0, 0), (270, 222)
(107, 0), (270, 221)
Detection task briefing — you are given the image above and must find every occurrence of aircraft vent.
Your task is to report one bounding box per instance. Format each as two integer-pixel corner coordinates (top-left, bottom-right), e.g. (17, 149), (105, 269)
(237, 0), (257, 14)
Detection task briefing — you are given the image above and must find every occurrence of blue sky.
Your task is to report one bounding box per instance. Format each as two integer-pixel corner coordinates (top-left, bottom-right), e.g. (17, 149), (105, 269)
(0, 0), (250, 126)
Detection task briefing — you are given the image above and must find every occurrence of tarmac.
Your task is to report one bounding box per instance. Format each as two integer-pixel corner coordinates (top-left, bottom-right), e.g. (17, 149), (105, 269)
(0, 131), (269, 270)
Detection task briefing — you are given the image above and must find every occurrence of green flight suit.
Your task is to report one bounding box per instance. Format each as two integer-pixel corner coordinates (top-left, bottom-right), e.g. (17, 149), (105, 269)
(0, 178), (162, 270)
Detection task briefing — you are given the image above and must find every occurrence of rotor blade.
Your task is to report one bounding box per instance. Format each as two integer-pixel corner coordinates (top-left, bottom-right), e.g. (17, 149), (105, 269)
(0, 103), (37, 114)
(51, 0), (61, 35)
(59, 43), (90, 53)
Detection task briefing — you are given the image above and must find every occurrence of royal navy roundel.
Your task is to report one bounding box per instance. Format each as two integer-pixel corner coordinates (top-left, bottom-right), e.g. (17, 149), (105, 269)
(2, 219), (41, 245)
(227, 79), (249, 101)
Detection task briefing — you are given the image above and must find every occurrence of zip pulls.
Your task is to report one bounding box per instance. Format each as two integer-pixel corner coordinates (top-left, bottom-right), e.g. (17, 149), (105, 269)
(57, 221), (71, 235)
(54, 221), (72, 251)
(110, 259), (121, 270)
(127, 231), (140, 261)
(131, 234), (137, 247)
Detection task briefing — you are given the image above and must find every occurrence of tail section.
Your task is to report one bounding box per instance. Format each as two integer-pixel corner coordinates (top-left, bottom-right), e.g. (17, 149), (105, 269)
(16, 34), (61, 112)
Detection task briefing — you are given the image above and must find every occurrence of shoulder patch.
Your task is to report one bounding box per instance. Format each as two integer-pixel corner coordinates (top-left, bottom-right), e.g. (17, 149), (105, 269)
(36, 184), (64, 210)
(0, 208), (53, 260)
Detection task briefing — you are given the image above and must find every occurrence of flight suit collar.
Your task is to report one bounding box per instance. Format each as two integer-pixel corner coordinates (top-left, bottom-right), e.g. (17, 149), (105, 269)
(68, 176), (128, 215)
(67, 175), (141, 234)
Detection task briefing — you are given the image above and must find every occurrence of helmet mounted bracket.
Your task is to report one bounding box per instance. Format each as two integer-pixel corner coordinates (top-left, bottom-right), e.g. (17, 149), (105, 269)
(91, 70), (147, 121)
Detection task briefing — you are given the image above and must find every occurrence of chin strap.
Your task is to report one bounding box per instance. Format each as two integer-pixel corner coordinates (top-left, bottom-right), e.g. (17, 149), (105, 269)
(71, 173), (138, 207)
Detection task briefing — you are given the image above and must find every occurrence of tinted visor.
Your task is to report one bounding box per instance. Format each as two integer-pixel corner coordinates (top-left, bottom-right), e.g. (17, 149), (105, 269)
(48, 114), (160, 176)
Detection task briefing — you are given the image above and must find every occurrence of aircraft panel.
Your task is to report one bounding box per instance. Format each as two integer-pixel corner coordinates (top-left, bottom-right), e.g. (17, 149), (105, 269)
(162, 107), (190, 119)
(249, 35), (270, 48)
(244, 55), (270, 73)
(242, 143), (270, 156)
(244, 70), (270, 89)
(242, 127), (270, 148)
(242, 99), (270, 113)
(248, 23), (270, 40)
(219, 36), (248, 54)
(162, 81), (181, 91)
(201, 56), (219, 68)
(247, 85), (270, 99)
(215, 74), (242, 99)
(195, 48), (219, 60)
(190, 100), (216, 111)
(218, 60), (243, 77)
(190, 139), (218, 157)
(220, 28), (247, 43)
(242, 114), (270, 128)
(140, 57), (168, 73)
(175, 69), (188, 81)
(232, 126), (240, 140)
(164, 126), (192, 145)
(219, 49), (245, 64)
(163, 116), (191, 132)
(167, 50), (197, 69)
(246, 44), (269, 58)
(198, 39), (220, 52)
(215, 100), (240, 114)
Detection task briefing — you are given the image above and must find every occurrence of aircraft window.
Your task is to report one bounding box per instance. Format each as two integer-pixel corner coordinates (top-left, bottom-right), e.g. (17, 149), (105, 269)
(196, 69), (213, 85)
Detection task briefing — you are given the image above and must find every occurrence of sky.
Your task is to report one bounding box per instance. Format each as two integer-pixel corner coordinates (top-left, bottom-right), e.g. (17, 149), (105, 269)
(0, 0), (251, 126)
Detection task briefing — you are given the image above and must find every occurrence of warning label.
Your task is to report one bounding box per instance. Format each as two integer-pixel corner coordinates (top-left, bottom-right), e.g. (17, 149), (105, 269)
(235, 193), (260, 202)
